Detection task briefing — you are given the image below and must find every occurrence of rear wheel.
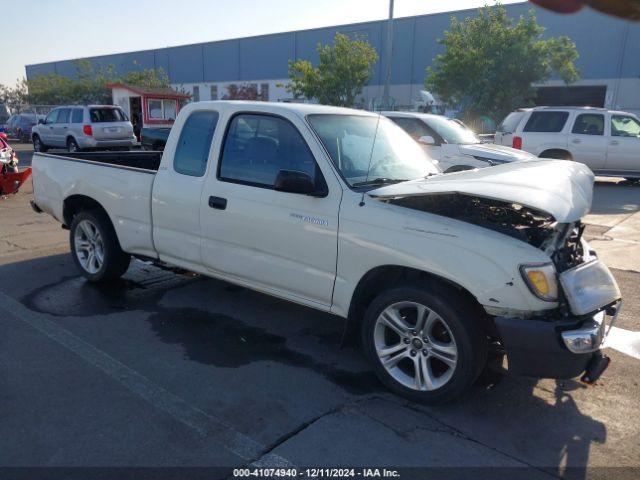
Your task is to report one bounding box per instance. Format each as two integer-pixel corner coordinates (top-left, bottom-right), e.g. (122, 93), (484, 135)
(33, 135), (48, 153)
(361, 285), (486, 404)
(67, 138), (79, 153)
(70, 210), (131, 282)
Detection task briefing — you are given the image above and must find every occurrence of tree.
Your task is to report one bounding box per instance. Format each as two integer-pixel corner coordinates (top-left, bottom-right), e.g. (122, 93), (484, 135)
(222, 83), (266, 101)
(0, 79), (28, 113)
(425, 3), (579, 122)
(25, 61), (172, 106)
(287, 32), (378, 107)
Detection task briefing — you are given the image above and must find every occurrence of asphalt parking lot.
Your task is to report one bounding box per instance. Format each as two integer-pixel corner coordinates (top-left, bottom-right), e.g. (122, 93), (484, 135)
(1, 142), (639, 478)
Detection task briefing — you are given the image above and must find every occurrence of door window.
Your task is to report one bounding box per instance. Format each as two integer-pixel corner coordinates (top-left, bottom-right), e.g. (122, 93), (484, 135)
(173, 110), (219, 177)
(389, 117), (440, 143)
(57, 108), (70, 124)
(219, 114), (319, 188)
(611, 115), (640, 137)
(71, 108), (84, 123)
(523, 111), (569, 132)
(572, 114), (604, 135)
(45, 110), (59, 124)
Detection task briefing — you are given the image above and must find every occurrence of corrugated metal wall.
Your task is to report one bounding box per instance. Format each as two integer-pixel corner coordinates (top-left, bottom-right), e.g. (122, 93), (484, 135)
(25, 3), (640, 85)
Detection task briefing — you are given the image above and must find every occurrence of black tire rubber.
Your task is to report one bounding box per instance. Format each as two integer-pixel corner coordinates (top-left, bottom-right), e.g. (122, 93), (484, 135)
(69, 209), (131, 282)
(361, 284), (487, 404)
(67, 138), (80, 153)
(33, 135), (48, 153)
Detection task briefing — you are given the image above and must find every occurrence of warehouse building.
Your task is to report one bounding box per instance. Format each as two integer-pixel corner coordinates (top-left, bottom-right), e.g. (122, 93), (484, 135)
(25, 2), (640, 115)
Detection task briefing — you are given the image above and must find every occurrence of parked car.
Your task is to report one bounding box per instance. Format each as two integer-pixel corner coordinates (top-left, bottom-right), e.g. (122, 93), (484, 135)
(495, 106), (640, 180)
(6, 113), (44, 142)
(31, 101), (620, 404)
(32, 105), (136, 153)
(383, 111), (535, 173)
(140, 127), (170, 151)
(0, 135), (31, 195)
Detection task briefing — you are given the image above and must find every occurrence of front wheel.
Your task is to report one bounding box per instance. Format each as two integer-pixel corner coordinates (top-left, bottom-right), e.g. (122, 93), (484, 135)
(70, 210), (131, 282)
(361, 286), (487, 404)
(33, 135), (48, 153)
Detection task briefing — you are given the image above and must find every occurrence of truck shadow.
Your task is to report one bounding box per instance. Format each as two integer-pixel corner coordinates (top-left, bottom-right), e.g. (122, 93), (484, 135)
(2, 254), (606, 474)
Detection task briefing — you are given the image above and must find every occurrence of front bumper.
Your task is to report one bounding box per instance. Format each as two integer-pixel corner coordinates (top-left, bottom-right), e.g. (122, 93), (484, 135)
(495, 301), (620, 380)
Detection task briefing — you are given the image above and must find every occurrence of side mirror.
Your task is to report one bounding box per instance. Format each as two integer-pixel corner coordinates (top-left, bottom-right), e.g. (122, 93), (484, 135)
(274, 170), (318, 195)
(38, 119), (45, 125)
(418, 135), (436, 145)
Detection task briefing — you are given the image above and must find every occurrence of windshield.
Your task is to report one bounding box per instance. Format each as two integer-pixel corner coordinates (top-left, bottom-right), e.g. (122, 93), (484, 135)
(307, 114), (440, 188)
(424, 115), (480, 144)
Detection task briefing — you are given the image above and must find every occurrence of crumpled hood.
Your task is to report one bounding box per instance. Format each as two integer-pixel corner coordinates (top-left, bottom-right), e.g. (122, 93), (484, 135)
(458, 142), (536, 162)
(369, 159), (594, 222)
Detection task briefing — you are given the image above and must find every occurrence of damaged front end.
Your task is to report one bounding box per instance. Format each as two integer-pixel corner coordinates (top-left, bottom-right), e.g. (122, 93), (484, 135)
(383, 193), (556, 249)
(379, 192), (620, 382)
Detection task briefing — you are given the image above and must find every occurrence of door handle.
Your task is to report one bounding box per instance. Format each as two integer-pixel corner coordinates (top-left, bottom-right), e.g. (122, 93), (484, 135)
(572, 138), (581, 144)
(610, 140), (619, 146)
(208, 196), (227, 210)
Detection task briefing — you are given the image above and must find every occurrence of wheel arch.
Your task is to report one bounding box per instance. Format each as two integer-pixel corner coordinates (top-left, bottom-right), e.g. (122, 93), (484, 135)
(539, 148), (572, 160)
(63, 194), (111, 229)
(343, 265), (487, 345)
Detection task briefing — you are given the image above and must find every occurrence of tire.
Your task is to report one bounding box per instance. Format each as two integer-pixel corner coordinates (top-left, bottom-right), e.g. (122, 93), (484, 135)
(361, 285), (487, 404)
(69, 209), (131, 282)
(33, 135), (48, 153)
(67, 137), (80, 153)
(20, 131), (29, 143)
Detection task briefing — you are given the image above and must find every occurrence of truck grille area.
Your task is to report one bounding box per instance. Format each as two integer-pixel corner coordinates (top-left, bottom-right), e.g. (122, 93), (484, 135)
(551, 223), (585, 273)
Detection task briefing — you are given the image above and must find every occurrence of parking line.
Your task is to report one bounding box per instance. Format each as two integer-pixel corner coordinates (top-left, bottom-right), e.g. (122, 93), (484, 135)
(604, 326), (640, 361)
(0, 290), (294, 467)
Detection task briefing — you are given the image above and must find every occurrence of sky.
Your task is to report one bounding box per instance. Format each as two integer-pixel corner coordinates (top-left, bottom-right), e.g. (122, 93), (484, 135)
(1, 0), (524, 87)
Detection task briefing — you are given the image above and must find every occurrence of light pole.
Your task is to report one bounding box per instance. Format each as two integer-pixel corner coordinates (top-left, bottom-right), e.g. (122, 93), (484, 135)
(381, 0), (394, 111)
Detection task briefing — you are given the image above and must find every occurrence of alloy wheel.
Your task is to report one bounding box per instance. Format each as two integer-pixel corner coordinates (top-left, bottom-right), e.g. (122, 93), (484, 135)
(374, 301), (458, 391)
(74, 220), (105, 274)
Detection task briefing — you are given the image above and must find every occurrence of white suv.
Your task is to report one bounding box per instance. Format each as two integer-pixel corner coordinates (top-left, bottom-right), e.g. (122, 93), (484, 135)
(495, 107), (640, 180)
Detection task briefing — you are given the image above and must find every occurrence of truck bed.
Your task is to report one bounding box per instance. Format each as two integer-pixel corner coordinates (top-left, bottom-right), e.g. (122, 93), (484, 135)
(58, 151), (163, 171)
(32, 150), (160, 259)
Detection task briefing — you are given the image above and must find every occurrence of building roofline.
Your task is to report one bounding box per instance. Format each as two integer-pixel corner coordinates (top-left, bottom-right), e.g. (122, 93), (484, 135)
(25, 2), (528, 68)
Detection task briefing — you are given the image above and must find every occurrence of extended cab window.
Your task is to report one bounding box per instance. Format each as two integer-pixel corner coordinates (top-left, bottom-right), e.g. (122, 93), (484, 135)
(572, 114), (604, 135)
(611, 115), (640, 137)
(173, 110), (219, 177)
(219, 114), (318, 188)
(523, 111), (569, 133)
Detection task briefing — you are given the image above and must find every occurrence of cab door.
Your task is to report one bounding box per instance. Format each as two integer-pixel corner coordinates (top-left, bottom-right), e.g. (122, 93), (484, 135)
(606, 114), (640, 173)
(199, 112), (341, 307)
(568, 113), (607, 170)
(53, 108), (71, 147)
(40, 109), (59, 144)
(152, 109), (219, 267)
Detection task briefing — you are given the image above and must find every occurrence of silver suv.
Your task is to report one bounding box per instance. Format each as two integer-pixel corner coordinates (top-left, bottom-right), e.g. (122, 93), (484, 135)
(32, 105), (136, 152)
(495, 106), (640, 180)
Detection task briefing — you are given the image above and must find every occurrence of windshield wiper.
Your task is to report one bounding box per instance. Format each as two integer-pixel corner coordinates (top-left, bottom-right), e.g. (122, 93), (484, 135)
(352, 177), (409, 187)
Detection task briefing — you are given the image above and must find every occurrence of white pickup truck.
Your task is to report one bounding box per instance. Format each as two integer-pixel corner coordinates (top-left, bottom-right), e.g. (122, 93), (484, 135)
(31, 101), (622, 403)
